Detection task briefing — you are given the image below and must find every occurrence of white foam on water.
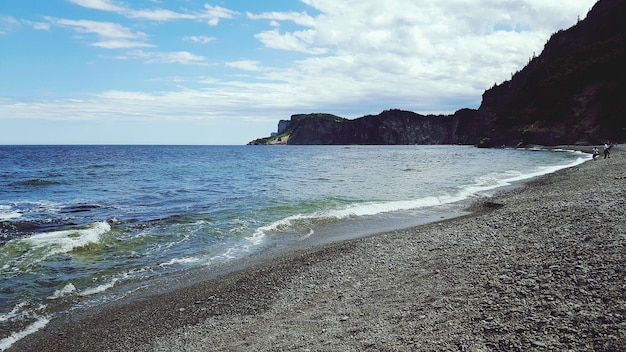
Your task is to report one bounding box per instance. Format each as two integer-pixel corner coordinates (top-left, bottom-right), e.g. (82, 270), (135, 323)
(0, 316), (50, 351)
(299, 228), (315, 240)
(207, 225), (279, 262)
(253, 194), (457, 236)
(158, 256), (201, 268)
(0, 221), (112, 279)
(212, 244), (251, 261)
(21, 221), (111, 258)
(209, 194), (458, 264)
(79, 279), (118, 297)
(463, 153), (590, 196)
(47, 280), (114, 300)
(47, 283), (77, 299)
(249, 151), (590, 242)
(0, 205), (21, 221)
(0, 302), (31, 324)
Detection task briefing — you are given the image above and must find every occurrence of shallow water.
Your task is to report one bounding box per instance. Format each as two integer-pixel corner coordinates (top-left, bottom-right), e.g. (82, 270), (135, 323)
(0, 144), (588, 349)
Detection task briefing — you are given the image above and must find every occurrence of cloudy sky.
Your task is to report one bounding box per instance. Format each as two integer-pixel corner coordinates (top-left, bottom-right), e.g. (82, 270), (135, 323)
(1, 0), (597, 144)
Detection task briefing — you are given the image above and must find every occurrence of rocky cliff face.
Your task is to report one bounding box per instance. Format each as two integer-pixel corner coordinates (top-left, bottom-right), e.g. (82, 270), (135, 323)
(477, 0), (626, 146)
(287, 109), (479, 145)
(248, 109), (480, 145)
(249, 0), (626, 146)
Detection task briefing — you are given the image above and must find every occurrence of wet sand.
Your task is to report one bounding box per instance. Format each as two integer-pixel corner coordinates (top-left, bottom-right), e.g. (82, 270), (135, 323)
(9, 148), (626, 351)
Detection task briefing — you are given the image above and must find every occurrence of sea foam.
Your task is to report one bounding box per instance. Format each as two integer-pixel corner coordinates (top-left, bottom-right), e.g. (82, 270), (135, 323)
(0, 316), (50, 351)
(47, 283), (77, 299)
(22, 221), (111, 257)
(0, 205), (21, 221)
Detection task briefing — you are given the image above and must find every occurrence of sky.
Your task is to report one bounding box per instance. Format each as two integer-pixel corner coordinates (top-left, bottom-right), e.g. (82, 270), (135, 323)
(0, 0), (598, 145)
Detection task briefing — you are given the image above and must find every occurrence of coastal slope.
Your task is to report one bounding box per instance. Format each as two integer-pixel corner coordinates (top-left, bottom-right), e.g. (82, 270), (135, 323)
(11, 150), (626, 351)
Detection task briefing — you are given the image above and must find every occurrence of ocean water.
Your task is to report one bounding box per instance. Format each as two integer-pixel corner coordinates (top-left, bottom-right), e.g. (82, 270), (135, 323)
(0, 145), (588, 349)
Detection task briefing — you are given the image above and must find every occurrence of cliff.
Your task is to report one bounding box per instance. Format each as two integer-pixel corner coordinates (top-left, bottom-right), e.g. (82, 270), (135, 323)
(248, 109), (479, 145)
(478, 0), (626, 146)
(249, 0), (626, 146)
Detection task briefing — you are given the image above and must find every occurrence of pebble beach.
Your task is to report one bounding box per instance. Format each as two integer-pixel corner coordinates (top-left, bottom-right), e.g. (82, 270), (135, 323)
(9, 147), (625, 352)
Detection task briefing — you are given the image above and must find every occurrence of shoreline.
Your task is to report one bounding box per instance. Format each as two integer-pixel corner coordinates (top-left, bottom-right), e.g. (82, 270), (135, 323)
(8, 148), (625, 351)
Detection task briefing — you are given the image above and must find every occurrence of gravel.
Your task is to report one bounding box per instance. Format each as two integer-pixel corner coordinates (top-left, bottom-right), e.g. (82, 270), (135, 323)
(10, 148), (626, 352)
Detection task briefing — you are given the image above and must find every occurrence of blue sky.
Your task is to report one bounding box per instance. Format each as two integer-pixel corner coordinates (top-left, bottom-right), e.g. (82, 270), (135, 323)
(1, 0), (597, 144)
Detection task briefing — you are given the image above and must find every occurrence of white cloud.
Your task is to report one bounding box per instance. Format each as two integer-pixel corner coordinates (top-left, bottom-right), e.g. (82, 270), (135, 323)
(31, 22), (51, 31)
(53, 18), (148, 41)
(0, 16), (19, 34)
(127, 8), (196, 21)
(1, 16), (50, 34)
(98, 90), (157, 100)
(226, 60), (264, 72)
(254, 29), (327, 54)
(69, 0), (239, 25)
(154, 51), (206, 65)
(122, 50), (207, 65)
(92, 40), (155, 49)
(246, 11), (316, 27)
(68, 0), (126, 12)
(244, 0), (596, 111)
(201, 4), (239, 26)
(48, 18), (159, 49)
(183, 35), (216, 44)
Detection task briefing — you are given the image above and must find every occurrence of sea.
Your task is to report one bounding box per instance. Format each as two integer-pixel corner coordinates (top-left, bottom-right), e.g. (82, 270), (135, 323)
(0, 144), (589, 349)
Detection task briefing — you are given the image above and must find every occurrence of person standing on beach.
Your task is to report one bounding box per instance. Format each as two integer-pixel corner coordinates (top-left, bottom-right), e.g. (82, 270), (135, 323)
(603, 143), (612, 159)
(592, 147), (600, 160)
